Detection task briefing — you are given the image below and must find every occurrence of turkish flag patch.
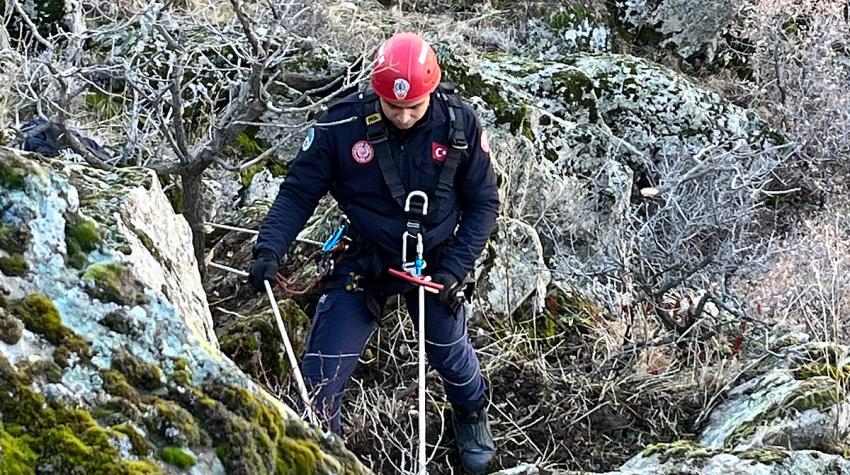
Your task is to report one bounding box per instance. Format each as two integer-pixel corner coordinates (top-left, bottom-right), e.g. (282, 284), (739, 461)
(432, 142), (448, 162)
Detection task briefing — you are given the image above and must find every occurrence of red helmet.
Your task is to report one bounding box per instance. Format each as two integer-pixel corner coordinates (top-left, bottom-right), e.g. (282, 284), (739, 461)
(371, 32), (441, 104)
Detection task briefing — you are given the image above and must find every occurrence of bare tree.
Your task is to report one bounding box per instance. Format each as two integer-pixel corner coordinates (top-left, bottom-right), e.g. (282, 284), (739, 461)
(2, 0), (370, 267)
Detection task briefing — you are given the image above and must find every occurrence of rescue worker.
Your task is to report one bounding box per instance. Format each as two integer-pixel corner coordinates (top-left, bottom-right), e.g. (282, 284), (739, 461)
(248, 32), (499, 473)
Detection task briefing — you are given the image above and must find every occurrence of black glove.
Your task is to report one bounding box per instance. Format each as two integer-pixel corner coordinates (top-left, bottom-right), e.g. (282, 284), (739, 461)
(248, 250), (279, 293)
(431, 272), (460, 306)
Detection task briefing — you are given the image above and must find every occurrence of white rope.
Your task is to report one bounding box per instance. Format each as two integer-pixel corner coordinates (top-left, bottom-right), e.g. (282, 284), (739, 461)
(207, 260), (319, 427)
(417, 283), (427, 475)
(265, 280), (319, 427)
(208, 261), (248, 276)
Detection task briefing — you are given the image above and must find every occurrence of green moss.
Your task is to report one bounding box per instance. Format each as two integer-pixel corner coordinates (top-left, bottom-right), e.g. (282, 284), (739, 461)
(267, 160), (287, 177)
(0, 425), (36, 474)
(65, 217), (101, 269)
(100, 369), (140, 402)
(440, 56), (528, 133)
(16, 359), (63, 385)
(0, 309), (23, 345)
(727, 419), (761, 448)
(8, 294), (91, 366)
(277, 437), (322, 472)
(111, 351), (163, 391)
(13, 294), (68, 344)
(548, 6), (592, 31)
(0, 355), (162, 474)
(239, 162), (264, 188)
(147, 399), (201, 446)
(82, 262), (148, 306)
(161, 445), (197, 469)
(0, 254), (28, 276)
(0, 163), (25, 190)
(643, 440), (712, 463)
(234, 130), (264, 156)
(67, 219), (101, 252)
(0, 224), (29, 254)
(64, 339), (92, 364)
(788, 379), (842, 412)
(168, 358), (193, 387)
(111, 424), (151, 456)
(737, 446), (789, 463)
(552, 68), (599, 121)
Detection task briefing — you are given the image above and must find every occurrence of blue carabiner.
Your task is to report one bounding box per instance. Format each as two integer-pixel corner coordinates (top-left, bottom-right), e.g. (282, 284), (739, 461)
(322, 224), (346, 253)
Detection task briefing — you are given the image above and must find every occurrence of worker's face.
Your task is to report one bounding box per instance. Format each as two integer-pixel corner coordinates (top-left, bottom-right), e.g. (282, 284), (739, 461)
(379, 96), (430, 130)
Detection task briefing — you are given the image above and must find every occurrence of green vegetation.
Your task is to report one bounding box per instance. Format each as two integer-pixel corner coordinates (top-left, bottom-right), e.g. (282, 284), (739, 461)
(111, 351), (163, 391)
(160, 446), (197, 469)
(0, 163), (25, 190)
(0, 354), (162, 474)
(0, 254), (28, 276)
(82, 262), (148, 306)
(6, 294), (91, 367)
(65, 217), (101, 269)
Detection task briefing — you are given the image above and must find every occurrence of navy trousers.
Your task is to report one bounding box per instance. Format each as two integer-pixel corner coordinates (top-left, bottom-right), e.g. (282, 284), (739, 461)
(301, 287), (486, 433)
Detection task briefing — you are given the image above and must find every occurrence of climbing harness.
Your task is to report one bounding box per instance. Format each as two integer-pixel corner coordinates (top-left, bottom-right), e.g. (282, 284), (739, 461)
(359, 83), (469, 221)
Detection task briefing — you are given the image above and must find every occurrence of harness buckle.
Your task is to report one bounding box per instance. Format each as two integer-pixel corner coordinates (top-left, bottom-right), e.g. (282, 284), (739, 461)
(402, 191), (429, 276)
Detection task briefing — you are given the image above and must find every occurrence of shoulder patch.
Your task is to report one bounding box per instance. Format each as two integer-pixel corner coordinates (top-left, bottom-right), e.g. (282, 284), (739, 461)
(301, 128), (315, 151)
(480, 129), (491, 154)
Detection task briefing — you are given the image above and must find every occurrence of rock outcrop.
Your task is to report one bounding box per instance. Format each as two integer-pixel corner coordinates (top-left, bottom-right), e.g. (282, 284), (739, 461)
(492, 337), (850, 475)
(0, 147), (369, 474)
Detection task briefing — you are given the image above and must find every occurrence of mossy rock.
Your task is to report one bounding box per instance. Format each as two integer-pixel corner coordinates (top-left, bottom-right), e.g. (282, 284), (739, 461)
(160, 446), (197, 469)
(100, 368), (141, 402)
(111, 351), (163, 391)
(82, 262), (148, 306)
(65, 216), (101, 269)
(0, 224), (30, 254)
(643, 440), (712, 463)
(7, 294), (92, 365)
(111, 423), (152, 457)
(0, 254), (28, 277)
(0, 424), (37, 474)
(0, 162), (26, 190)
(0, 308), (24, 345)
(0, 354), (162, 474)
(16, 358), (63, 385)
(736, 446), (789, 463)
(99, 310), (135, 335)
(146, 399), (201, 447)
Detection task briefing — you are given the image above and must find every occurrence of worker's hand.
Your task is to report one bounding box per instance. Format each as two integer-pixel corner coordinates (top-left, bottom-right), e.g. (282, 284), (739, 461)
(249, 250), (279, 293)
(431, 272), (460, 306)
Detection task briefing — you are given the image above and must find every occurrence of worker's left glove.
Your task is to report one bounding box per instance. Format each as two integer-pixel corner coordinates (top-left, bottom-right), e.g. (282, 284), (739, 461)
(248, 250), (279, 293)
(431, 272), (460, 306)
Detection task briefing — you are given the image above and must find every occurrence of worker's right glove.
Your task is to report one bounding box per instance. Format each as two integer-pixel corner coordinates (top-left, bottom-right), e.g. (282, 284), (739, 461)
(431, 272), (460, 306)
(248, 250), (279, 293)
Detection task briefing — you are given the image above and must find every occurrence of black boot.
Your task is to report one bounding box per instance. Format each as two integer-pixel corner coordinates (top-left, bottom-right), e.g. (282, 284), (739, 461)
(452, 398), (495, 474)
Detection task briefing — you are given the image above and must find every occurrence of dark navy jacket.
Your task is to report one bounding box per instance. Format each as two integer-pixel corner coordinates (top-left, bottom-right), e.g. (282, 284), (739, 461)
(254, 89), (500, 281)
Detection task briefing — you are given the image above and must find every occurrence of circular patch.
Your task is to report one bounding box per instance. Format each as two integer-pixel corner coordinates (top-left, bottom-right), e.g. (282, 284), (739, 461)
(480, 129), (491, 154)
(301, 128), (315, 152)
(351, 140), (374, 164)
(393, 78), (410, 101)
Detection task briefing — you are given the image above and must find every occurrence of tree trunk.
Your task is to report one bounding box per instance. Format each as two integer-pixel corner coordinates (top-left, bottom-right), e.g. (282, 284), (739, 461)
(181, 170), (207, 276)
